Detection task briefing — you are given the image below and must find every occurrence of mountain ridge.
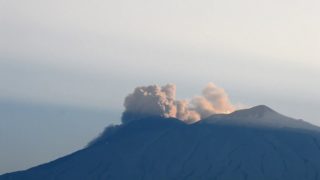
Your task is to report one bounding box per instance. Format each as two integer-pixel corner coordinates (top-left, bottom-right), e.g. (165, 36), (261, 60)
(2, 105), (320, 180)
(200, 105), (320, 132)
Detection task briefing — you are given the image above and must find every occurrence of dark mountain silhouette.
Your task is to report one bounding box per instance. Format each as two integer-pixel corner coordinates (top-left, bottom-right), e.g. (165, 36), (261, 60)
(1, 105), (320, 180)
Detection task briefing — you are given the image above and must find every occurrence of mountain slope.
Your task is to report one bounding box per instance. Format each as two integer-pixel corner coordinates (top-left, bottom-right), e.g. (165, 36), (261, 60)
(1, 106), (320, 180)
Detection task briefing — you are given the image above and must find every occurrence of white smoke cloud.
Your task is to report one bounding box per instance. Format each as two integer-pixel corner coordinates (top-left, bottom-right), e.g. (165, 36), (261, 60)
(191, 82), (235, 117)
(122, 83), (235, 123)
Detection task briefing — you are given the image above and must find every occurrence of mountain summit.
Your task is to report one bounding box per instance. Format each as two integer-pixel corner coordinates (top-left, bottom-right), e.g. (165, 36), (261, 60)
(229, 105), (278, 118)
(1, 105), (320, 180)
(201, 105), (319, 131)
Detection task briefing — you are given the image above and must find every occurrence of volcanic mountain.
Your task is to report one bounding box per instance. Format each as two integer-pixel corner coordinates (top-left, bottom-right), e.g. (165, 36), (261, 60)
(1, 105), (320, 180)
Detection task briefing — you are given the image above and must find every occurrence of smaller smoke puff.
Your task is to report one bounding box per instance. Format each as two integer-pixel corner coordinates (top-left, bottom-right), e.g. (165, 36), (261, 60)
(122, 83), (235, 123)
(191, 83), (235, 118)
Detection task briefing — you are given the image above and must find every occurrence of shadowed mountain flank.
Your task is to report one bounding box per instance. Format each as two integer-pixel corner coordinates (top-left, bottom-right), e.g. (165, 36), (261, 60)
(1, 106), (320, 180)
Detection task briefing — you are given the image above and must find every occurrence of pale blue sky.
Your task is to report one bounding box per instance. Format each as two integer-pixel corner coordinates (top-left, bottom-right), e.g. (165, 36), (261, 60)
(1, 0), (320, 174)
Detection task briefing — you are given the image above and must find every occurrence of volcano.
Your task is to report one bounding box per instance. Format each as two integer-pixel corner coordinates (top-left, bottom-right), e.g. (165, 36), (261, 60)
(1, 105), (320, 180)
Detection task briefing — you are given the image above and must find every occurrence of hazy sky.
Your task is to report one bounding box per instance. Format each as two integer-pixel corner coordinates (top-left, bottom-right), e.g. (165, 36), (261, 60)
(1, 0), (320, 119)
(0, 0), (320, 173)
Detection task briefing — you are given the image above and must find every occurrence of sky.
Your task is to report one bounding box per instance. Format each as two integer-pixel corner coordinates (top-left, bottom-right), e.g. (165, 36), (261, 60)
(1, 0), (320, 174)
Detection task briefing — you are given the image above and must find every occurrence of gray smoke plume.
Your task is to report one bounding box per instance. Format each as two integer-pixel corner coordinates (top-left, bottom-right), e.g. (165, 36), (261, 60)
(122, 83), (235, 123)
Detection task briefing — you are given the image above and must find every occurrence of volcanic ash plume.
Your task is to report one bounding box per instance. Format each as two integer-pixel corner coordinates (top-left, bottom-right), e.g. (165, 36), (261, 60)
(122, 83), (235, 123)
(191, 83), (235, 118)
(122, 84), (177, 123)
